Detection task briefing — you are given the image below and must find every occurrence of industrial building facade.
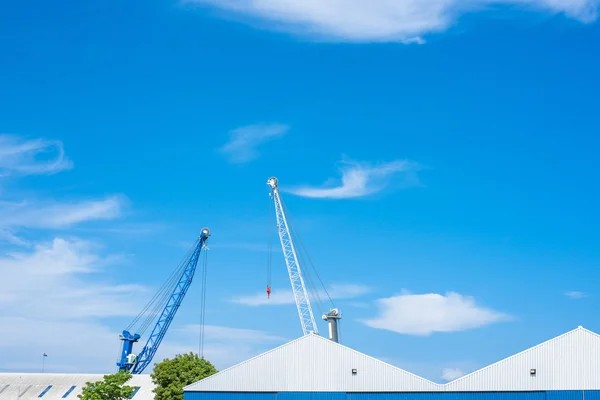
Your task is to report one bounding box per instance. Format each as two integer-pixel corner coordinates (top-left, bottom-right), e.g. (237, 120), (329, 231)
(185, 327), (600, 400)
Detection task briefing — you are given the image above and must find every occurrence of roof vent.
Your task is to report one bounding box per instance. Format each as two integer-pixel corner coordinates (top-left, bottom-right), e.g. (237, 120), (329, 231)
(530, 368), (536, 375)
(352, 368), (357, 375)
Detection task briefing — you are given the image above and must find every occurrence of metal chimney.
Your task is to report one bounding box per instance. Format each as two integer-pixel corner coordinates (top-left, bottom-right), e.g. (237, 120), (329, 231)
(322, 308), (342, 343)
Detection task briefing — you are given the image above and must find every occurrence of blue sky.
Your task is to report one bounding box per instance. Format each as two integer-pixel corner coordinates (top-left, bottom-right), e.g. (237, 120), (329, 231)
(1, 0), (599, 383)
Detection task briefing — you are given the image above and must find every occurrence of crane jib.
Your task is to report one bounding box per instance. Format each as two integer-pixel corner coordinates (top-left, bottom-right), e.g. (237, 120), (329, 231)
(117, 228), (210, 374)
(267, 177), (318, 336)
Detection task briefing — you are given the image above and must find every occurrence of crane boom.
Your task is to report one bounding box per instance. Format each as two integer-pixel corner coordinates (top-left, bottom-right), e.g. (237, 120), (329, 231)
(117, 227), (210, 374)
(267, 177), (318, 335)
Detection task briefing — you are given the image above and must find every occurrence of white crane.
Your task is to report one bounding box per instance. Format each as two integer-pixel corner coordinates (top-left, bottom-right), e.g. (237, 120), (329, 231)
(267, 177), (341, 340)
(267, 177), (318, 335)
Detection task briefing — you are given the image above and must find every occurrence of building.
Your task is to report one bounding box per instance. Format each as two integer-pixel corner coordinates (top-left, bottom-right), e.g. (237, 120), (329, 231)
(185, 326), (600, 400)
(0, 373), (154, 400)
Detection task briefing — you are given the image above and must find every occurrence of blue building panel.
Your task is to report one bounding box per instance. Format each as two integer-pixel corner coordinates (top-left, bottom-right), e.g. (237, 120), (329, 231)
(38, 386), (53, 398)
(546, 391), (582, 400)
(348, 393), (545, 400)
(455, 393), (545, 400)
(583, 392), (600, 400)
(130, 387), (141, 399)
(279, 394), (346, 400)
(62, 386), (76, 399)
(185, 392), (277, 400)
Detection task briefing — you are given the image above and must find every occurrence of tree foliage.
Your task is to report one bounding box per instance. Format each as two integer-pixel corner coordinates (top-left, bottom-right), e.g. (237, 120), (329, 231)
(151, 353), (217, 400)
(78, 371), (136, 400)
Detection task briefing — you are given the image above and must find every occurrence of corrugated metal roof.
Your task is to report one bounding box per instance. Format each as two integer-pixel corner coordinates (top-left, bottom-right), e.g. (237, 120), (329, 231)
(186, 326), (600, 393)
(0, 374), (155, 400)
(445, 327), (600, 391)
(185, 333), (441, 392)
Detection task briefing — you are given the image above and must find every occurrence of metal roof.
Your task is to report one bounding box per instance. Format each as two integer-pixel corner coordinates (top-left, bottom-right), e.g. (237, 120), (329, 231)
(185, 333), (441, 392)
(0, 373), (155, 400)
(445, 326), (600, 391)
(186, 326), (600, 393)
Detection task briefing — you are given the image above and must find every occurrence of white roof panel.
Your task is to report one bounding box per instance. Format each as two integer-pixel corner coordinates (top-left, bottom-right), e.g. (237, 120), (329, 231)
(0, 374), (154, 400)
(185, 333), (441, 392)
(445, 327), (600, 391)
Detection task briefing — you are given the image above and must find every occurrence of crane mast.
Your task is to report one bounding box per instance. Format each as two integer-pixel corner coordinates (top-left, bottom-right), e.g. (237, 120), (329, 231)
(267, 177), (318, 336)
(117, 227), (210, 374)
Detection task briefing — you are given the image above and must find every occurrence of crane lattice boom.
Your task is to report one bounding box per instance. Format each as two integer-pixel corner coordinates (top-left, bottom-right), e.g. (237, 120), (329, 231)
(117, 227), (210, 374)
(267, 177), (318, 336)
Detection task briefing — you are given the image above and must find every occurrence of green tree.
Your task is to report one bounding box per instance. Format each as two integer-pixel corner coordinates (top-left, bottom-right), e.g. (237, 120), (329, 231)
(78, 371), (136, 400)
(151, 353), (217, 400)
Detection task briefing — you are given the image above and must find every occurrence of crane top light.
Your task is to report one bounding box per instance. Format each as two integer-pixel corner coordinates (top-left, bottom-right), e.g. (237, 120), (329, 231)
(267, 177), (278, 189)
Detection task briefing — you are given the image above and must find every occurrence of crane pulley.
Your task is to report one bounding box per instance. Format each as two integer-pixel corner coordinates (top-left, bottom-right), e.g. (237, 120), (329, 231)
(117, 228), (210, 374)
(266, 177), (341, 341)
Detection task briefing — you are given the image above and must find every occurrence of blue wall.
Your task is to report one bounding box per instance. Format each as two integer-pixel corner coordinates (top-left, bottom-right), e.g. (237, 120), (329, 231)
(186, 391), (600, 400)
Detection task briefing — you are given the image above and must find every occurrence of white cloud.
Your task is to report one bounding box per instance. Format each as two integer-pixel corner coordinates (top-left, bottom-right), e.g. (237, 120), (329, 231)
(0, 134), (126, 245)
(0, 237), (148, 372)
(565, 290), (588, 299)
(232, 283), (370, 306)
(219, 123), (288, 163)
(1, 196), (125, 229)
(0, 317), (124, 373)
(157, 324), (287, 370)
(0, 196), (126, 246)
(0, 238), (144, 317)
(0, 134), (72, 176)
(441, 367), (466, 381)
(175, 324), (287, 342)
(185, 0), (599, 43)
(287, 158), (420, 199)
(363, 290), (511, 335)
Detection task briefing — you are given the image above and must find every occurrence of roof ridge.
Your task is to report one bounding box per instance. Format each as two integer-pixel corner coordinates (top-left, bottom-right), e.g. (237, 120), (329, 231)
(309, 334), (441, 386)
(183, 334), (310, 390)
(185, 333), (440, 391)
(443, 326), (587, 386)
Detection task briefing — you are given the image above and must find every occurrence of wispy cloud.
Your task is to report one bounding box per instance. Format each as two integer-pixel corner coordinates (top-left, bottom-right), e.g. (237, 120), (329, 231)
(158, 324), (288, 369)
(219, 123), (289, 163)
(286, 158), (420, 199)
(441, 367), (466, 381)
(564, 290), (589, 299)
(0, 196), (126, 245)
(1, 196), (125, 229)
(0, 134), (72, 176)
(0, 237), (148, 372)
(363, 290), (511, 335)
(0, 134), (127, 245)
(175, 324), (287, 342)
(232, 283), (370, 306)
(185, 0), (600, 43)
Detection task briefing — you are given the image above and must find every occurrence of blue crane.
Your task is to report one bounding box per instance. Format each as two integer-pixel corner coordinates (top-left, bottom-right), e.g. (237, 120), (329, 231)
(117, 228), (210, 374)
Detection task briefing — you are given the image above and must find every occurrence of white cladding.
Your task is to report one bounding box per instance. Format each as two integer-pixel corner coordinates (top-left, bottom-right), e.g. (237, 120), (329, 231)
(185, 333), (440, 392)
(0, 373), (154, 400)
(446, 327), (600, 391)
(186, 326), (600, 393)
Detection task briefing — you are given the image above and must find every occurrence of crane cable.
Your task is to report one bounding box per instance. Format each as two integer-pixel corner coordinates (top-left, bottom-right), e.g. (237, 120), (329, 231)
(281, 197), (335, 309)
(278, 196), (336, 319)
(125, 240), (198, 336)
(266, 194), (273, 292)
(138, 244), (195, 335)
(198, 246), (209, 358)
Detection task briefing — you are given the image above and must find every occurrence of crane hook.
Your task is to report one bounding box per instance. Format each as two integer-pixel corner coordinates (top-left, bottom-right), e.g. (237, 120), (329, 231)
(266, 285), (271, 299)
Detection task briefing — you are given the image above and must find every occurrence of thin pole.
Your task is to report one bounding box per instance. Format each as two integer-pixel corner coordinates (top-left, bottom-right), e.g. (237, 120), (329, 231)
(42, 353), (47, 373)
